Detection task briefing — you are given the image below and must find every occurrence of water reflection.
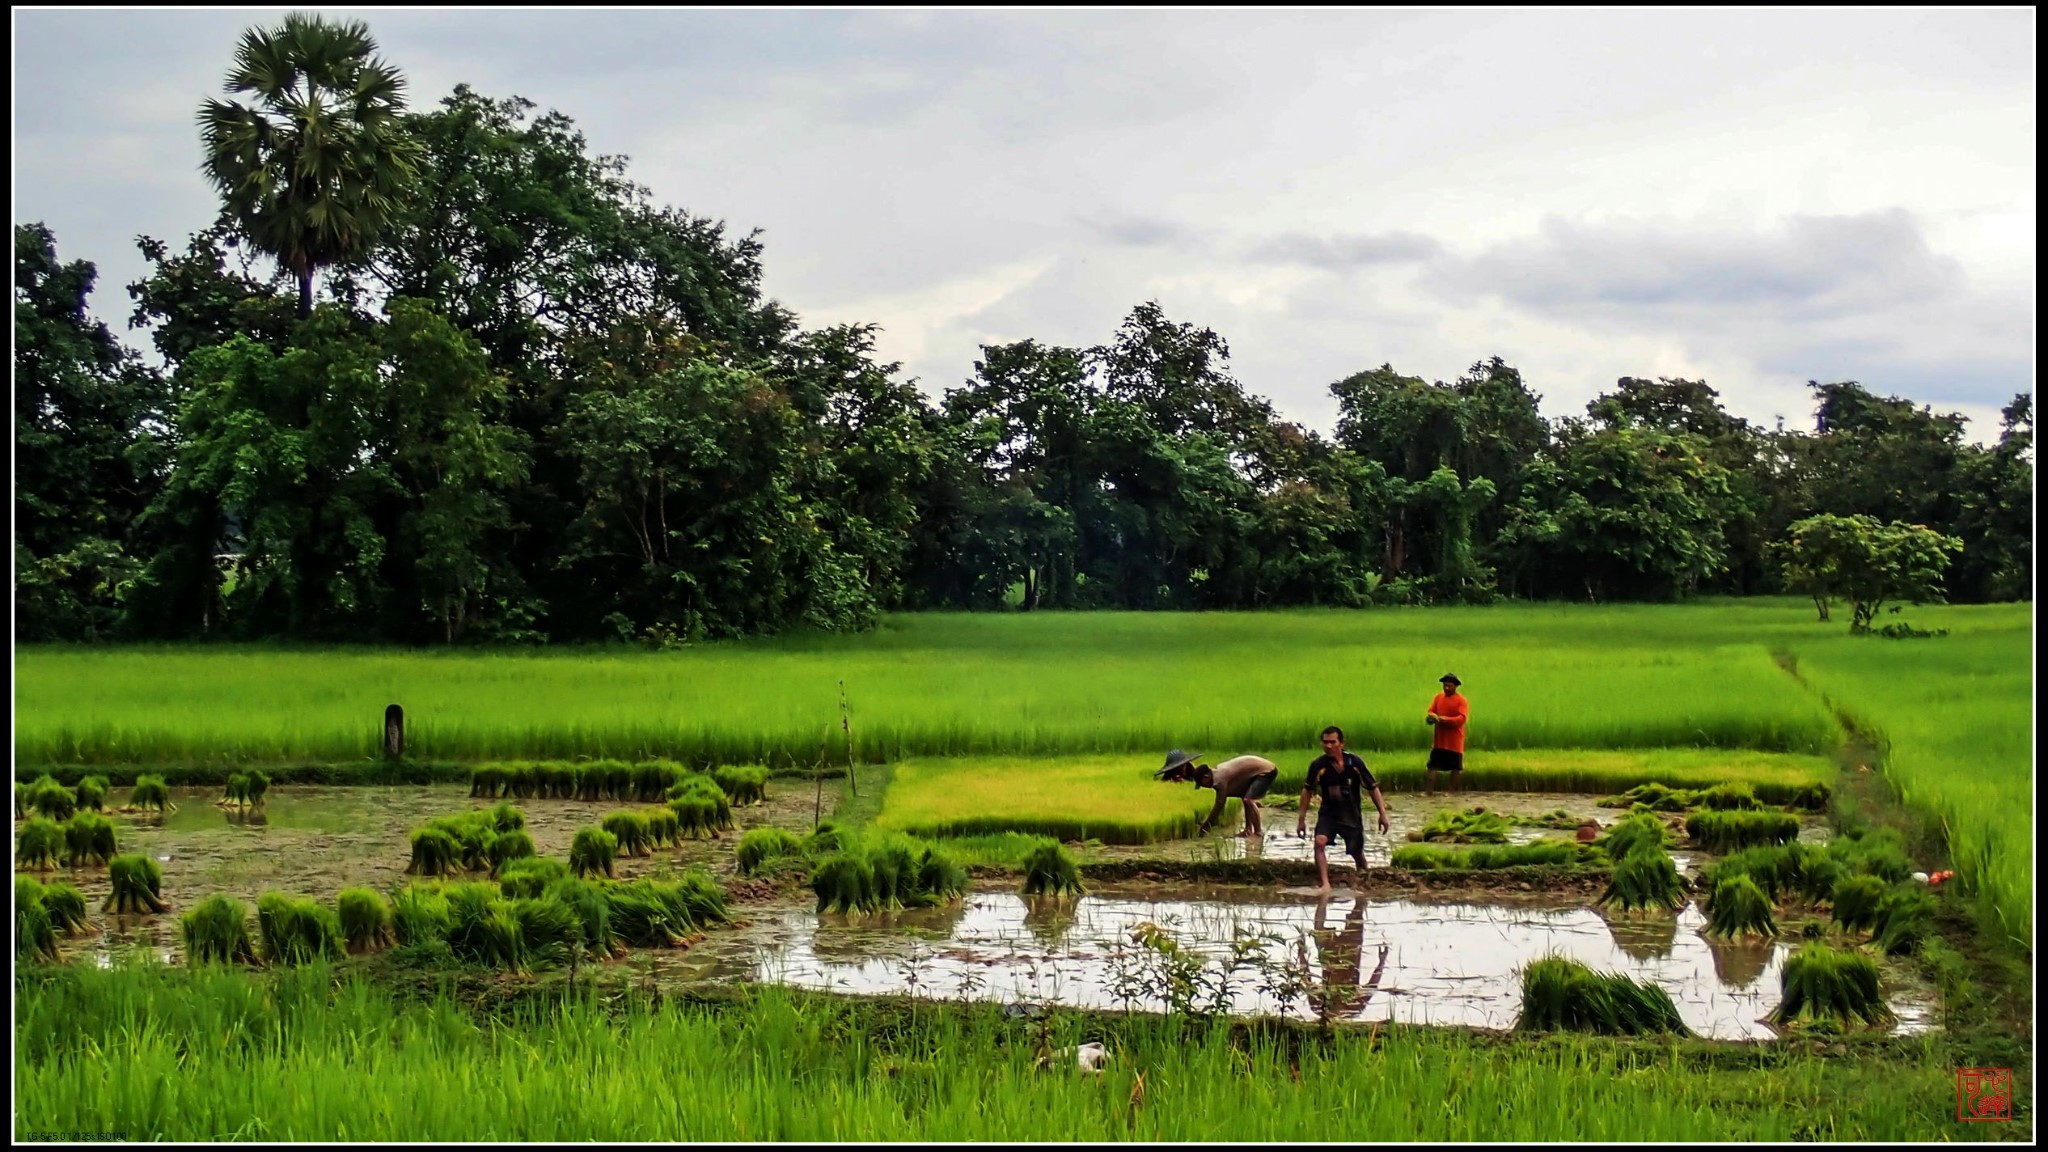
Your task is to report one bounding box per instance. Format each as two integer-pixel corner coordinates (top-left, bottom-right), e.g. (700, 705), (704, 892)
(1604, 910), (1680, 962)
(1302, 895), (1389, 1020)
(1706, 935), (1776, 989)
(1023, 895), (1081, 946)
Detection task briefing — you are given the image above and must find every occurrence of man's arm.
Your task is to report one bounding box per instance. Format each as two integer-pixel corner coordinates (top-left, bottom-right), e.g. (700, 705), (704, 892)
(1198, 790), (1227, 835)
(1296, 787), (1315, 833)
(1368, 785), (1390, 835)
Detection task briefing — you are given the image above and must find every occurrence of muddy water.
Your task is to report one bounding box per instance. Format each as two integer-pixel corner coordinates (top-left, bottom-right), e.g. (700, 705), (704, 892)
(682, 887), (1936, 1041)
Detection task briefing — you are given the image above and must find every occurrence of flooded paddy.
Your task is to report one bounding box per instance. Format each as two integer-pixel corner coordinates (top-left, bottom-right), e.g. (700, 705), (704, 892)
(677, 885), (1935, 1041)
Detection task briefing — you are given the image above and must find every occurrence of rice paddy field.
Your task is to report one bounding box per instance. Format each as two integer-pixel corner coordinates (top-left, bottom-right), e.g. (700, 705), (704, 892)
(12, 599), (2035, 1141)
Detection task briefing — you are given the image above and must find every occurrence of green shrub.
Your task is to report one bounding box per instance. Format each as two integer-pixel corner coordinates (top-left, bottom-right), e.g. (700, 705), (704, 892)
(391, 884), (453, 946)
(16, 875), (58, 963)
(40, 881), (89, 934)
(569, 827), (618, 878)
(129, 774), (173, 814)
(17, 817), (65, 870)
(712, 765), (769, 806)
(73, 774), (109, 812)
(1705, 874), (1778, 938)
(1600, 846), (1684, 911)
(337, 887), (396, 953)
(63, 811), (118, 868)
(256, 892), (343, 965)
(181, 894), (259, 965)
(603, 810), (653, 858)
(104, 853), (168, 914)
(737, 827), (806, 876)
(1872, 884), (1935, 956)
(1769, 943), (1892, 1027)
(1830, 874), (1887, 933)
(1409, 806), (1510, 844)
(1516, 956), (1689, 1035)
(497, 856), (571, 899)
(1685, 810), (1798, 854)
(27, 775), (77, 821)
(813, 852), (880, 914)
(1021, 841), (1085, 896)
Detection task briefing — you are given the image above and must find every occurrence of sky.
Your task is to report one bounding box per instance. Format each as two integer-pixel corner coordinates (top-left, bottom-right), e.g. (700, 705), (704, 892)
(13, 7), (2036, 441)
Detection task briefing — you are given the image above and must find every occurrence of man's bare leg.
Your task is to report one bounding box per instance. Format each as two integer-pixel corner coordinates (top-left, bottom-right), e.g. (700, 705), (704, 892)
(1243, 800), (1261, 838)
(1426, 769), (1438, 797)
(1313, 834), (1332, 891)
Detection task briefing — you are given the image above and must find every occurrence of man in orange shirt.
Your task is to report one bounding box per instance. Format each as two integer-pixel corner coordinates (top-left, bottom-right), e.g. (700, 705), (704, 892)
(1425, 673), (1468, 796)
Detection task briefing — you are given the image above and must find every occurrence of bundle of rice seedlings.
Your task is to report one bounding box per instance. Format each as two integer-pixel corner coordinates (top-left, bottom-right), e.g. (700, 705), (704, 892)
(129, 774), (174, 814)
(487, 802), (525, 832)
(632, 761), (678, 803)
(1516, 956), (1689, 1035)
(1021, 841), (1085, 896)
(1409, 807), (1511, 844)
(1596, 783), (1692, 812)
(913, 845), (968, 905)
(17, 817), (65, 871)
(604, 761), (636, 802)
(469, 764), (507, 798)
(505, 763), (539, 799)
(1824, 828), (1911, 884)
(574, 762), (605, 802)
(41, 881), (89, 934)
(1787, 843), (1845, 904)
(497, 856), (571, 899)
(246, 769), (271, 806)
(28, 775), (77, 821)
(805, 820), (847, 856)
(1768, 943), (1892, 1027)
(666, 775), (734, 837)
(391, 884), (453, 946)
(16, 876), (58, 963)
(181, 894), (260, 965)
(869, 837), (924, 908)
(406, 827), (463, 877)
(508, 893), (584, 968)
(256, 891), (344, 965)
(652, 870), (731, 929)
(1783, 781), (1832, 811)
(532, 762), (570, 799)
(337, 887), (396, 953)
(63, 811), (119, 868)
(1705, 874), (1778, 938)
(1595, 811), (1673, 863)
(1698, 782), (1762, 810)
(736, 827), (806, 876)
(1507, 808), (1582, 829)
(606, 882), (690, 947)
(712, 766), (769, 806)
(1871, 885), (1934, 956)
(569, 827), (618, 878)
(104, 854), (169, 914)
(1685, 810), (1799, 854)
(1829, 874), (1887, 933)
(1392, 839), (1583, 870)
(74, 774), (110, 812)
(813, 851), (880, 914)
(641, 806), (681, 847)
(221, 773), (253, 808)
(1600, 846), (1684, 911)
(12, 781), (23, 820)
(549, 876), (625, 957)
(1701, 845), (1797, 903)
(488, 829), (538, 875)
(444, 882), (526, 970)
(602, 811), (653, 858)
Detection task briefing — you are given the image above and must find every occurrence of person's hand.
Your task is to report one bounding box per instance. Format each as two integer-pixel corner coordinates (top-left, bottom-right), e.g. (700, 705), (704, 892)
(1377, 812), (1391, 836)
(1425, 714), (1438, 725)
(1295, 819), (1307, 838)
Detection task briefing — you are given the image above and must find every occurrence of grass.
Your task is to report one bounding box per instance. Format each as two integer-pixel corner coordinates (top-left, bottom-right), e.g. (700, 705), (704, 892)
(1516, 956), (1690, 1035)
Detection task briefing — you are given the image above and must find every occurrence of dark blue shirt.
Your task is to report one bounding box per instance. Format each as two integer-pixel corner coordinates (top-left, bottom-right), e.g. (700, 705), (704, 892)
(1305, 752), (1376, 826)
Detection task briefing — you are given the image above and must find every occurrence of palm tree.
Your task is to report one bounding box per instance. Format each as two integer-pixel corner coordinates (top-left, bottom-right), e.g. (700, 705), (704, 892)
(198, 13), (421, 316)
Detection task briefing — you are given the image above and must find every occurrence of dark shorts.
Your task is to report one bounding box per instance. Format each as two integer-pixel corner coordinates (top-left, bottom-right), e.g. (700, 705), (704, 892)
(1243, 771), (1277, 801)
(1428, 748), (1464, 773)
(1314, 812), (1366, 862)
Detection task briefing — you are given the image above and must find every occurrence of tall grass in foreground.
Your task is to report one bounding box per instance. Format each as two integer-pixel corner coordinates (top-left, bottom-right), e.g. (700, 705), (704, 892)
(14, 605), (1852, 767)
(14, 964), (1974, 1141)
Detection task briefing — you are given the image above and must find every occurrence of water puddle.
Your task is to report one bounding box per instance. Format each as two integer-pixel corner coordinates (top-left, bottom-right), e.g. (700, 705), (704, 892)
(688, 887), (1935, 1041)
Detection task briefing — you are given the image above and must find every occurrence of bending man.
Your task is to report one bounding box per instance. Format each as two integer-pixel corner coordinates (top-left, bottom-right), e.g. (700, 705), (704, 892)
(1297, 726), (1390, 892)
(1158, 749), (1281, 838)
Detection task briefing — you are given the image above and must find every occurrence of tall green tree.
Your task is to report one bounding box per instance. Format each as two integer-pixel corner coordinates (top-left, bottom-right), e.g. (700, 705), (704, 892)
(198, 13), (421, 315)
(1774, 514), (1964, 632)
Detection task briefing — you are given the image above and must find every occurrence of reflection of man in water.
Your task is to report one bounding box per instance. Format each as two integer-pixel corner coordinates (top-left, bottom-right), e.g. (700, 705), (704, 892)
(1301, 896), (1390, 1019)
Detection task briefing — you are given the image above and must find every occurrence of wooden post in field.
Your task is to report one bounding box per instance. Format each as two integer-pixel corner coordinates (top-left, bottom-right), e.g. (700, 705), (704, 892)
(839, 680), (857, 797)
(814, 728), (829, 830)
(384, 704), (404, 760)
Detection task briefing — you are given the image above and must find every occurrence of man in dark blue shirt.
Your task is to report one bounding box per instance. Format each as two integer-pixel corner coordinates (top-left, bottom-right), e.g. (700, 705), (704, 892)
(1295, 725), (1391, 892)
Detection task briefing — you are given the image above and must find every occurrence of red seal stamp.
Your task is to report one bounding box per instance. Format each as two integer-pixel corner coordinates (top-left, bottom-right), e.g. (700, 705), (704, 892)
(1956, 1067), (2012, 1122)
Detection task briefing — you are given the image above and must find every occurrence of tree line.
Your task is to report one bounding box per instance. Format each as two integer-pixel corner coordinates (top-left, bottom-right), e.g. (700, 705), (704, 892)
(14, 16), (2033, 645)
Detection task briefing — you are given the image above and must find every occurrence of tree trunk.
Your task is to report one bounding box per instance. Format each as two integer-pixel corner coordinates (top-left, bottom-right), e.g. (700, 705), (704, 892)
(297, 268), (314, 317)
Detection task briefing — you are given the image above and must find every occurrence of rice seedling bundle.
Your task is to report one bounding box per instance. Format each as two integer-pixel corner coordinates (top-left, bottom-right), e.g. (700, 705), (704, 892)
(812, 852), (880, 914)
(406, 827), (464, 878)
(1824, 828), (1911, 885)
(868, 837), (921, 908)
(1871, 885), (1934, 956)
(443, 882), (526, 969)
(549, 876), (624, 956)
(913, 845), (969, 904)
(1600, 846), (1684, 911)
(574, 762), (606, 802)
(1830, 875), (1886, 933)
(1768, 943), (1892, 1027)
(1700, 842), (1833, 905)
(63, 811), (118, 868)
(246, 769), (271, 805)
(633, 760), (684, 802)
(1594, 812), (1671, 863)
(1516, 956), (1689, 1035)
(391, 884), (453, 946)
(640, 806), (680, 847)
(17, 817), (65, 871)
(15, 875), (58, 962)
(27, 775), (77, 821)
(1392, 839), (1583, 870)
(1685, 810), (1798, 854)
(1409, 807), (1511, 844)
(569, 827), (618, 878)
(536, 762), (574, 799)
(256, 892), (344, 965)
(497, 856), (570, 899)
(804, 821), (846, 856)
(1597, 783), (1692, 812)
(73, 774), (109, 812)
(105, 844), (169, 906)
(604, 884), (688, 948)
(648, 870), (731, 929)
(221, 773), (253, 807)
(469, 764), (506, 798)
(1705, 874), (1778, 938)
(666, 775), (734, 837)
(712, 766), (769, 806)
(506, 762), (539, 799)
(736, 827), (806, 875)
(602, 811), (653, 857)
(508, 894), (584, 968)
(1785, 843), (1844, 904)
(128, 774), (173, 814)
(1697, 783), (1762, 811)
(1020, 841), (1085, 896)
(12, 782), (22, 820)
(488, 829), (538, 875)
(1507, 808), (1582, 829)
(40, 881), (88, 934)
(181, 894), (260, 965)
(337, 887), (396, 953)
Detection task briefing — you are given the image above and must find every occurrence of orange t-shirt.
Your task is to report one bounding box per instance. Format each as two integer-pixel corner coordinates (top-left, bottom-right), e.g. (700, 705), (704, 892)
(1429, 692), (1468, 754)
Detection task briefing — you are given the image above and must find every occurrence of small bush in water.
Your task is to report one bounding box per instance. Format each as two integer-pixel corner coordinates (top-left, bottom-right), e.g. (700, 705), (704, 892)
(64, 811), (119, 868)
(736, 827), (806, 876)
(813, 852), (880, 914)
(603, 810), (653, 857)
(337, 887), (396, 953)
(1516, 956), (1689, 1035)
(406, 827), (463, 878)
(41, 881), (89, 934)
(569, 827), (618, 878)
(1705, 874), (1778, 938)
(16, 875), (58, 962)
(256, 892), (344, 965)
(105, 853), (168, 914)
(1685, 810), (1798, 854)
(182, 894), (260, 965)
(1871, 884), (1935, 956)
(712, 766), (768, 806)
(17, 817), (65, 871)
(1829, 874), (1887, 933)
(1409, 807), (1511, 844)
(1021, 841), (1085, 897)
(73, 774), (109, 812)
(1600, 846), (1684, 911)
(497, 856), (570, 899)
(28, 775), (77, 821)
(1769, 943), (1891, 1027)
(129, 774), (173, 814)
(391, 884), (453, 946)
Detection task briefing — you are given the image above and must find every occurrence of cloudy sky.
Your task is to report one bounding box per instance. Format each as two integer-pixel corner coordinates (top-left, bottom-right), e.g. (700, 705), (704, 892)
(14, 7), (2035, 439)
